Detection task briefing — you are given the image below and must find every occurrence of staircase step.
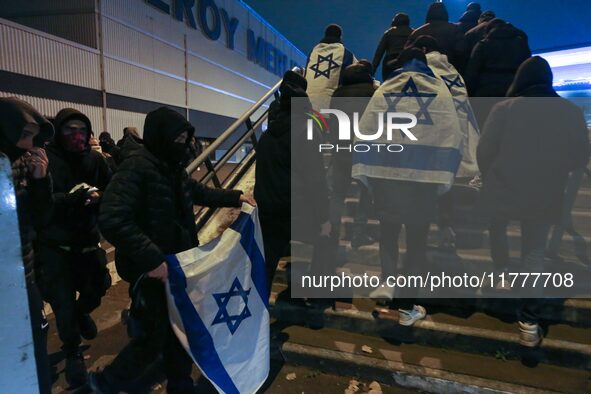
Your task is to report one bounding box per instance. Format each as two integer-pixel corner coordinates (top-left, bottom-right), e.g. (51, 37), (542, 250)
(275, 324), (591, 394)
(270, 287), (591, 371)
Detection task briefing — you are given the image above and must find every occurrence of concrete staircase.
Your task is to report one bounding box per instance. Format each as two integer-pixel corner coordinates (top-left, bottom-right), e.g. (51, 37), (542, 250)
(269, 181), (591, 393)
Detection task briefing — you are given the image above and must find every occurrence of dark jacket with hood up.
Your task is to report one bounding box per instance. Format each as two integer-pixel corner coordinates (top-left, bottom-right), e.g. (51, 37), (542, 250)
(372, 14), (414, 79)
(477, 57), (589, 222)
(464, 11), (498, 55)
(38, 108), (112, 247)
(0, 97), (54, 281)
(99, 107), (242, 283)
(456, 3), (481, 34)
(466, 22), (531, 97)
(408, 3), (467, 73)
(330, 63), (377, 164)
(255, 75), (329, 239)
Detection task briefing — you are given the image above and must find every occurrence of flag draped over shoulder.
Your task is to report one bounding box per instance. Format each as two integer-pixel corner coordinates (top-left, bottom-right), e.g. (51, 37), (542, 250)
(165, 204), (269, 394)
(305, 42), (356, 110)
(427, 51), (480, 178)
(352, 59), (463, 189)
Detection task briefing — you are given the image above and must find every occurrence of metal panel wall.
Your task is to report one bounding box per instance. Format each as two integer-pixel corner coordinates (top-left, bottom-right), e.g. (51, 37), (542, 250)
(0, 91), (104, 132)
(0, 18), (101, 89)
(105, 108), (147, 141)
(9, 14), (98, 48)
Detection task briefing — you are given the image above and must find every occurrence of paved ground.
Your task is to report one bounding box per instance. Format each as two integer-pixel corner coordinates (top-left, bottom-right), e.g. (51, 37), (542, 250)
(47, 282), (416, 394)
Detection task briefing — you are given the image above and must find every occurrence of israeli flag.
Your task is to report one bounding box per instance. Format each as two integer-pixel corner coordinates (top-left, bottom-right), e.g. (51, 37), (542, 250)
(352, 59), (463, 190)
(165, 204), (269, 394)
(426, 51), (480, 178)
(305, 42), (356, 110)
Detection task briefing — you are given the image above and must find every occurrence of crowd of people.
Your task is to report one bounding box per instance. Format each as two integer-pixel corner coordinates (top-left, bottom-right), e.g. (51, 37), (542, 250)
(0, 2), (589, 393)
(255, 1), (589, 352)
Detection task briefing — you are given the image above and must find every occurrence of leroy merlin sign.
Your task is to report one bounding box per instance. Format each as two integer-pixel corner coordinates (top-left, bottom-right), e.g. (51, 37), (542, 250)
(145, 0), (300, 76)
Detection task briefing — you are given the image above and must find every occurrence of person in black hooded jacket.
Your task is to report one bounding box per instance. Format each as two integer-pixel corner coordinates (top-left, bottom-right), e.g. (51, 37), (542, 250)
(372, 13), (414, 81)
(464, 10), (496, 56)
(255, 70), (331, 291)
(0, 97), (54, 394)
(408, 2), (467, 74)
(34, 108), (112, 388)
(477, 57), (589, 347)
(465, 19), (531, 98)
(328, 61), (377, 251)
(91, 107), (252, 394)
(456, 2), (481, 33)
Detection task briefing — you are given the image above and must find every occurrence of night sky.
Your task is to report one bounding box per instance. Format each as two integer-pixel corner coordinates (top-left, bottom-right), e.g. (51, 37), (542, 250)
(245, 0), (591, 59)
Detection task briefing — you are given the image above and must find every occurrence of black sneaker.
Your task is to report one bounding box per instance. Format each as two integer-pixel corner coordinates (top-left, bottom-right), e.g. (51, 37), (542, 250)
(65, 352), (88, 389)
(88, 371), (118, 394)
(78, 314), (98, 340)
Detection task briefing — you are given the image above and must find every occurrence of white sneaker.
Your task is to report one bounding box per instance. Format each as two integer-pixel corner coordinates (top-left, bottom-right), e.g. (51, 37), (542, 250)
(398, 305), (427, 326)
(369, 285), (395, 301)
(518, 321), (543, 347)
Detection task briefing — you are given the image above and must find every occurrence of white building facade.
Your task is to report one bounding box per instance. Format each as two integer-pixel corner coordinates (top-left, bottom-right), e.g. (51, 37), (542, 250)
(0, 0), (305, 141)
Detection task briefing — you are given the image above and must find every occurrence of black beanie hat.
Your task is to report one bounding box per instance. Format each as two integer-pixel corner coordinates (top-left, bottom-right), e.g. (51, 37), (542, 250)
(325, 24), (342, 39)
(397, 47), (428, 67)
(408, 35), (440, 53)
(479, 10), (495, 23)
(281, 70), (307, 91)
(467, 2), (481, 13)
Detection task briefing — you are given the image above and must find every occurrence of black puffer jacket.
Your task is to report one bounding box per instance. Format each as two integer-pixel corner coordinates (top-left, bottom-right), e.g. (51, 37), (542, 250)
(0, 97), (54, 282)
(372, 13), (414, 80)
(477, 57), (589, 222)
(408, 3), (467, 73)
(99, 108), (242, 283)
(466, 22), (531, 97)
(39, 108), (112, 247)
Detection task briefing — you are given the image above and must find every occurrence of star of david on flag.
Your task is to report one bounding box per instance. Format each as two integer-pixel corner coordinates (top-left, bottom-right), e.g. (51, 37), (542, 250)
(166, 204), (269, 394)
(212, 278), (252, 335)
(309, 53), (340, 79)
(385, 77), (437, 125)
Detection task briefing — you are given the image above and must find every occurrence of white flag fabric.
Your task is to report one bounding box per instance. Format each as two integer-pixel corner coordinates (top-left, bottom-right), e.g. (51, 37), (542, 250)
(165, 204), (269, 394)
(305, 42), (356, 110)
(426, 51), (480, 178)
(352, 59), (463, 190)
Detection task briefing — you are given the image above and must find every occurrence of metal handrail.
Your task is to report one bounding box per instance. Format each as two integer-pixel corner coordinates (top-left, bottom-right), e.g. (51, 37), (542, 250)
(188, 67), (300, 231)
(186, 73), (284, 175)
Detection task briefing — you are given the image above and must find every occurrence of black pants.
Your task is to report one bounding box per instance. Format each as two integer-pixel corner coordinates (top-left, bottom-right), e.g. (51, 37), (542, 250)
(27, 278), (51, 394)
(35, 244), (110, 355)
(103, 279), (193, 393)
(379, 220), (430, 310)
(489, 218), (550, 324)
(260, 216), (291, 296)
(438, 190), (454, 229)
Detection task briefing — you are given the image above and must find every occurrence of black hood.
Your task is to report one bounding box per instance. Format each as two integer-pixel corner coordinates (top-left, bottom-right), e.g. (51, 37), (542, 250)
(459, 9), (480, 23)
(487, 22), (521, 39)
(342, 63), (373, 86)
(53, 108), (93, 149)
(143, 107), (194, 164)
(279, 71), (309, 111)
(507, 56), (556, 97)
(392, 13), (410, 27)
(426, 3), (449, 23)
(0, 97), (54, 161)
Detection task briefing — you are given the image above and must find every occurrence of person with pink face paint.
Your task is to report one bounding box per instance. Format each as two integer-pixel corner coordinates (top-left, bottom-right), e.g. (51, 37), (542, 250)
(35, 108), (113, 389)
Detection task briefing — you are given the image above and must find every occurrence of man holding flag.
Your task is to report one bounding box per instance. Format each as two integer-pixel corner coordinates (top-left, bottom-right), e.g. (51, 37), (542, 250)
(90, 107), (255, 394)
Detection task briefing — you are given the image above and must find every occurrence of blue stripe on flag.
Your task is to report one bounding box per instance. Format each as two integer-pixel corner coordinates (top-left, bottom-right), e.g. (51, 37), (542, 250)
(166, 255), (239, 394)
(353, 144), (462, 173)
(230, 212), (269, 307)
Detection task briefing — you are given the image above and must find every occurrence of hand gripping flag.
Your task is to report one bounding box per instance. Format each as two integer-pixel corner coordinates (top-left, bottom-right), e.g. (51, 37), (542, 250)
(426, 51), (480, 178)
(165, 204), (269, 394)
(352, 59), (463, 190)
